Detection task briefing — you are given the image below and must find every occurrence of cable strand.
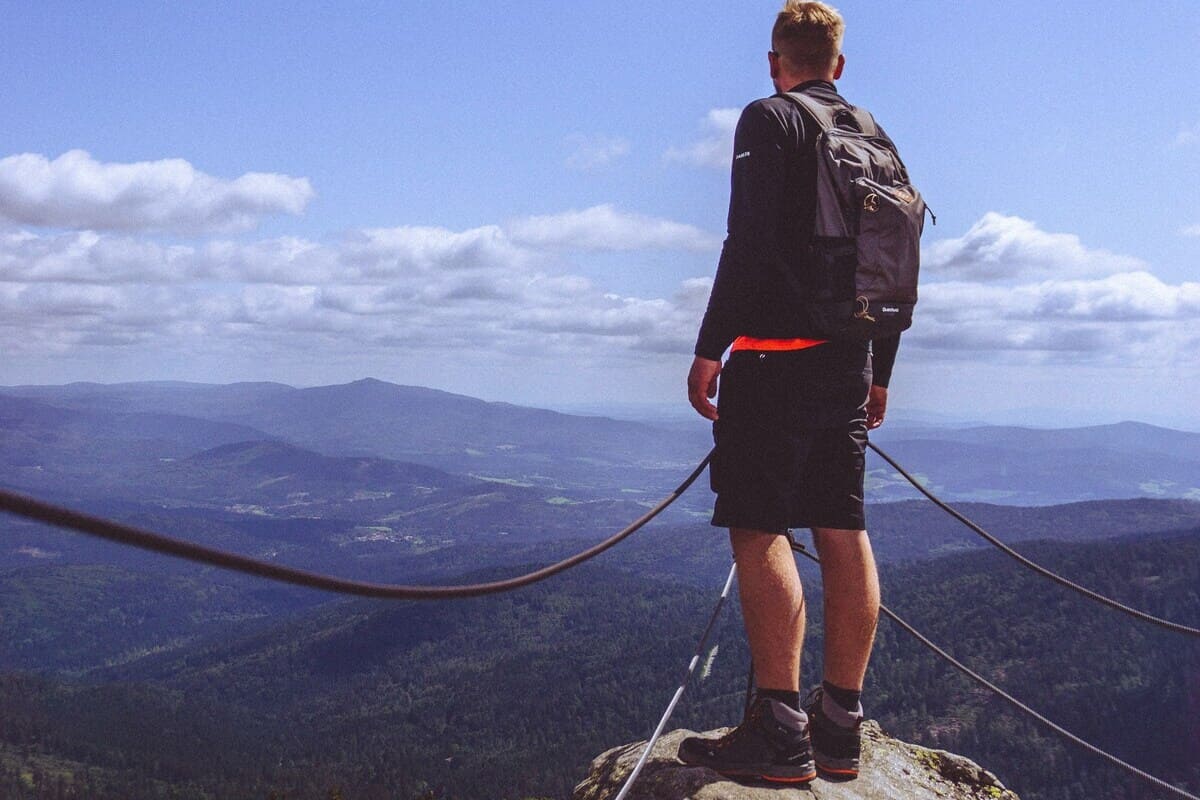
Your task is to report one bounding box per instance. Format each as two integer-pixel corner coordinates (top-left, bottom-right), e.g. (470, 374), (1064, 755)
(0, 450), (712, 600)
(868, 442), (1200, 637)
(789, 540), (1199, 800)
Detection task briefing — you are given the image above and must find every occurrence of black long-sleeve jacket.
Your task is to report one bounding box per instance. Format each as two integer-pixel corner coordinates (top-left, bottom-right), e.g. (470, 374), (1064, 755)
(693, 79), (900, 387)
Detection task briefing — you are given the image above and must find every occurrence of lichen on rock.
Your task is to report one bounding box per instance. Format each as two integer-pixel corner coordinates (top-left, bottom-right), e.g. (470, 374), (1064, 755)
(574, 721), (1019, 800)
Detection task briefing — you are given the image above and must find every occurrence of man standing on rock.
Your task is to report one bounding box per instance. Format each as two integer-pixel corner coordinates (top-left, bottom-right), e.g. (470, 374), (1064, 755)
(681, 0), (903, 784)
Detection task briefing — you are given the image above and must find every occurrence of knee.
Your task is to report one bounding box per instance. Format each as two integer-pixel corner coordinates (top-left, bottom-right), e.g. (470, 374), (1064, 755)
(812, 528), (871, 561)
(729, 527), (784, 552)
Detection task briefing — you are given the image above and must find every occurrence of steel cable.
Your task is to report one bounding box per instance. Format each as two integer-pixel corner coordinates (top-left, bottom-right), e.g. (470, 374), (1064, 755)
(0, 450), (712, 600)
(869, 442), (1200, 637)
(6, 430), (1197, 796)
(789, 539), (1199, 800)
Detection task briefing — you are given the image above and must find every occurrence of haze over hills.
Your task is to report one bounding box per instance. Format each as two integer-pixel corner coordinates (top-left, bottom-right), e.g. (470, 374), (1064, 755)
(5, 379), (1199, 506)
(0, 392), (273, 476)
(869, 420), (1200, 504)
(889, 420), (1200, 459)
(2, 379), (708, 495)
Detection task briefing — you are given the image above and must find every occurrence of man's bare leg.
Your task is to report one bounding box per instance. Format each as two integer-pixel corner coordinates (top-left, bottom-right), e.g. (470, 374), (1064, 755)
(812, 528), (879, 691)
(679, 528), (815, 780)
(730, 528), (806, 692)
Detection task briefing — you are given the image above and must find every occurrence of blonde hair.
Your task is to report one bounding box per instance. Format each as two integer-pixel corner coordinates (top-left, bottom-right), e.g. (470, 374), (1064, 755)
(772, 1), (844, 74)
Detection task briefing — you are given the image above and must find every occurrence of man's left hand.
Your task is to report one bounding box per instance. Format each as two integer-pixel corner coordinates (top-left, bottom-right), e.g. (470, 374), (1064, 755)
(866, 385), (888, 429)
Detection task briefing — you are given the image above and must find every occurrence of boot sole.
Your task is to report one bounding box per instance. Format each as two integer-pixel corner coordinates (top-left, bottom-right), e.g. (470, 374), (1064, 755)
(714, 766), (818, 784)
(814, 754), (859, 779)
(679, 753), (817, 783)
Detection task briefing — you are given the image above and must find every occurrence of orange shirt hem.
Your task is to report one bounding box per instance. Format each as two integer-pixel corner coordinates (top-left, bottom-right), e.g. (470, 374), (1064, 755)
(730, 336), (827, 353)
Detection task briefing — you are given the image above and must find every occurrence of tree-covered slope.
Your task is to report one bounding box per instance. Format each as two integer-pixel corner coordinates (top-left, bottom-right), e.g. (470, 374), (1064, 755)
(1, 527), (1197, 800)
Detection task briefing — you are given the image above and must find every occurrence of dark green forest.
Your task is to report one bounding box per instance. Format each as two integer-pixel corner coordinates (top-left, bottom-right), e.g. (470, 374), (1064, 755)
(5, 379), (1200, 800)
(1, 523), (1197, 800)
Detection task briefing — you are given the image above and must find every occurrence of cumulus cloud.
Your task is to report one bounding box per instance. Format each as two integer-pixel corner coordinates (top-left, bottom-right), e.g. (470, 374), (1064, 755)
(920, 272), (1200, 324)
(565, 134), (630, 170)
(8, 204), (1193, 381)
(0, 229), (192, 284)
(506, 204), (719, 252)
(1173, 123), (1200, 148)
(0, 210), (715, 365)
(344, 224), (532, 273)
(0, 203), (717, 288)
(0, 280), (198, 356)
(171, 227), (533, 287)
(908, 214), (1200, 361)
(923, 212), (1144, 282)
(0, 150), (314, 234)
(675, 276), (714, 310)
(665, 108), (741, 170)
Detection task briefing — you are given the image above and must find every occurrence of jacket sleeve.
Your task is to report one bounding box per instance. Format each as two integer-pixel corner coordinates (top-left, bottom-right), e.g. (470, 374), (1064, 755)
(694, 102), (792, 361)
(871, 333), (901, 388)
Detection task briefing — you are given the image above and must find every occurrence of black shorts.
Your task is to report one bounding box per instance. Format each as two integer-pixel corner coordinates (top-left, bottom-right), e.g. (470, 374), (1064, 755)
(710, 342), (871, 532)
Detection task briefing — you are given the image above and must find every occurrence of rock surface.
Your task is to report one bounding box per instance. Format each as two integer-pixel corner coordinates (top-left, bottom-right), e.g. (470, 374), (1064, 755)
(573, 721), (1018, 800)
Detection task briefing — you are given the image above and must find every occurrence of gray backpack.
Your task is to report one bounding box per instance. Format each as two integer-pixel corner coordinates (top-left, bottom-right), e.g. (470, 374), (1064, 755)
(782, 90), (931, 339)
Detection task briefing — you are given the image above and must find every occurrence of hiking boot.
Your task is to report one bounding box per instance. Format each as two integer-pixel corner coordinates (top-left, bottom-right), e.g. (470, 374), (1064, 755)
(803, 686), (864, 779)
(677, 696), (816, 784)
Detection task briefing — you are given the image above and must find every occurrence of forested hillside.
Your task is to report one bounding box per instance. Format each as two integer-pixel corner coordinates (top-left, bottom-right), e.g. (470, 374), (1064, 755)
(3, 381), (1198, 798)
(0, 527), (1196, 800)
(865, 531), (1200, 800)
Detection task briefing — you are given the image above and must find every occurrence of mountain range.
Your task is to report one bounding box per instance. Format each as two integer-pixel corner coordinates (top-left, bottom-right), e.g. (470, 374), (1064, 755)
(1, 378), (1199, 800)
(5, 378), (1200, 505)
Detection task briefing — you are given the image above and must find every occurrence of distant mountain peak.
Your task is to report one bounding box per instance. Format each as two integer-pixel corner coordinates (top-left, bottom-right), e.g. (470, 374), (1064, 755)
(189, 439), (297, 460)
(328, 377), (470, 401)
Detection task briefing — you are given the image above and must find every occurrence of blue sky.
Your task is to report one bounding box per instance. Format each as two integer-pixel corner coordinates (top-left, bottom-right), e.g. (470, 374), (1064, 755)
(2, 1), (1198, 427)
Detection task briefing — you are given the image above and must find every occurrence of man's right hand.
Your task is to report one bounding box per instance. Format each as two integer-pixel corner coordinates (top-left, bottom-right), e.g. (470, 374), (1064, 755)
(866, 384), (888, 429)
(687, 356), (722, 421)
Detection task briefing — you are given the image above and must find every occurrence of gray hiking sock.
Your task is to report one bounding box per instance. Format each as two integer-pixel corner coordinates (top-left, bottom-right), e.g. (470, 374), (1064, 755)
(764, 697), (810, 731)
(820, 689), (864, 729)
(822, 680), (862, 713)
(758, 688), (801, 711)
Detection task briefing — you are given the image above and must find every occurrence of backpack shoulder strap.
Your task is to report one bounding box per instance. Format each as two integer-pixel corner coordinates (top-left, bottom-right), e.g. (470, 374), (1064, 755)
(780, 90), (879, 138)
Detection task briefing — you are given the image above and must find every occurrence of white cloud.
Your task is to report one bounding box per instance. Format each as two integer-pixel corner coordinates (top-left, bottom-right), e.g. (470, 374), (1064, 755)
(0, 281), (195, 356)
(345, 224), (532, 272)
(675, 276), (714, 310)
(196, 237), (339, 284)
(882, 213), (1200, 362)
(1029, 272), (1200, 321)
(506, 204), (719, 252)
(0, 150), (314, 234)
(0, 204), (716, 289)
(1173, 123), (1200, 148)
(665, 108), (741, 170)
(564, 134), (630, 170)
(10, 204), (1194, 384)
(0, 229), (192, 284)
(923, 212), (1144, 282)
(920, 272), (1200, 325)
(1181, 224), (1200, 238)
(187, 227), (532, 287)
(0, 214), (714, 364)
